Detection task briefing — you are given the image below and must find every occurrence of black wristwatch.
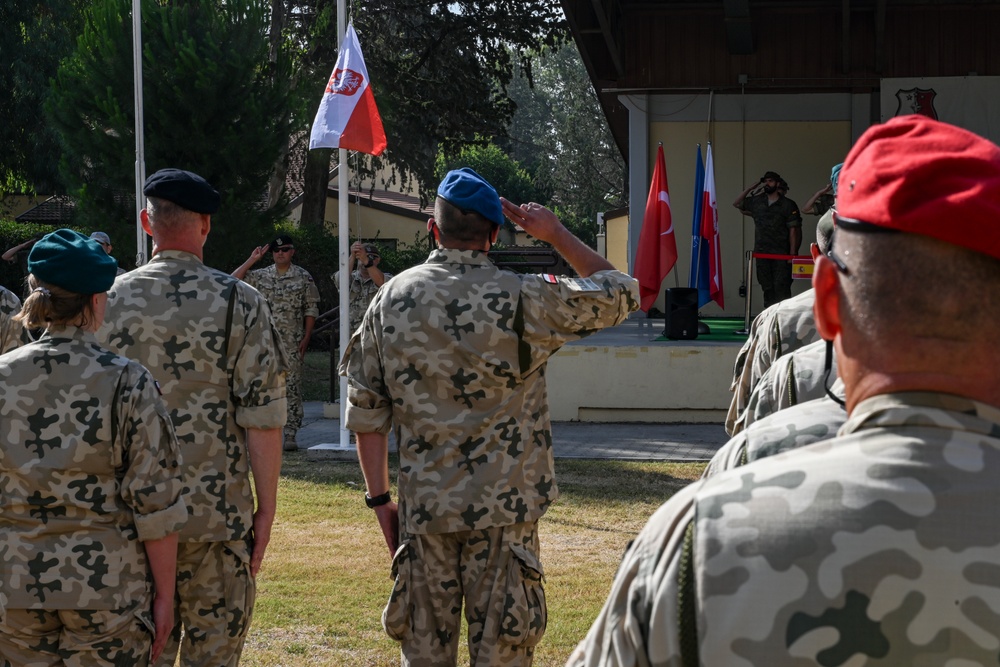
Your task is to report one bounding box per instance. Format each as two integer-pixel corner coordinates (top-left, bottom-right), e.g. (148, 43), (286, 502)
(364, 258), (375, 268)
(365, 491), (392, 508)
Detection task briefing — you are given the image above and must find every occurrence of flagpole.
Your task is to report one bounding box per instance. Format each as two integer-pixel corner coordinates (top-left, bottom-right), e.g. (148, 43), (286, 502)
(337, 7), (350, 448)
(131, 0), (147, 267)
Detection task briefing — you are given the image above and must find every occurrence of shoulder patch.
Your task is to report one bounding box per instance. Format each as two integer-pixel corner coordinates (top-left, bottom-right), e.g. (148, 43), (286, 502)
(543, 273), (558, 284)
(563, 277), (602, 293)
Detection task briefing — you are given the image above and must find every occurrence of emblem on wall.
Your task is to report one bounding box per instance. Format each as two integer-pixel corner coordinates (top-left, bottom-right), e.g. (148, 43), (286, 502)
(894, 88), (938, 120)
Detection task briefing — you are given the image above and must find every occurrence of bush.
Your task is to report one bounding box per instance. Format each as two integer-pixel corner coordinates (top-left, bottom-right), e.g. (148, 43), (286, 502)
(0, 220), (80, 296)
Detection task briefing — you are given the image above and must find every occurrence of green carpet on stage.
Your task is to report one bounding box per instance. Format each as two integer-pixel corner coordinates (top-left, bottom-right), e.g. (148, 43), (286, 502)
(654, 317), (748, 343)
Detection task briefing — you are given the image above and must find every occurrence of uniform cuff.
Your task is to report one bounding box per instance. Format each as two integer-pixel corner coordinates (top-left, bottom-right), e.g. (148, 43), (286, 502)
(345, 404), (392, 435)
(237, 397), (288, 430)
(135, 498), (188, 542)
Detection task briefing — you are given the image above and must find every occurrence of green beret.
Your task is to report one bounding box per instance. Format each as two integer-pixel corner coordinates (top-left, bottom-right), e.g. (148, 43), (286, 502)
(143, 168), (220, 214)
(28, 229), (118, 294)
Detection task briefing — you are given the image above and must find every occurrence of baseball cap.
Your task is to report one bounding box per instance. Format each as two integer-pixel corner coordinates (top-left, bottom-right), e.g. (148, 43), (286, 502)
(143, 168), (221, 214)
(836, 115), (1000, 260)
(436, 168), (504, 227)
(89, 231), (111, 245)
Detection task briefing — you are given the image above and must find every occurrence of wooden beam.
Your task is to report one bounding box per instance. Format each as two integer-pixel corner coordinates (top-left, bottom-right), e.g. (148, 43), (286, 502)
(588, 0), (625, 78)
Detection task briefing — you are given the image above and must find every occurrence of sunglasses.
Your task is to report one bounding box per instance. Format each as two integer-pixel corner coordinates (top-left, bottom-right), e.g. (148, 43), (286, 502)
(272, 246), (293, 253)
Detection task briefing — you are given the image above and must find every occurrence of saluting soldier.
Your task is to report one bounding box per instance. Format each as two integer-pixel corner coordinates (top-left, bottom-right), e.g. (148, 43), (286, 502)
(232, 234), (320, 450)
(0, 283), (29, 353)
(0, 229), (185, 665)
(98, 169), (287, 667)
(342, 168), (639, 667)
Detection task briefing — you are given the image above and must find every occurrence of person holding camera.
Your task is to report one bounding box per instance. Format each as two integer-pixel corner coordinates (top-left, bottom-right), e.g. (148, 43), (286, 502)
(334, 241), (392, 334)
(733, 170), (803, 308)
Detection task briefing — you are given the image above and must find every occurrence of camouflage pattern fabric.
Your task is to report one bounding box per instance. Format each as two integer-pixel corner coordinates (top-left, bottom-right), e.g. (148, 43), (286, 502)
(244, 263), (319, 434)
(335, 268), (394, 334)
(155, 539), (256, 667)
(0, 326), (186, 613)
(703, 394), (846, 478)
(98, 249), (287, 543)
(809, 192), (836, 217)
(739, 193), (803, 254)
(385, 521), (544, 667)
(726, 289), (819, 436)
(743, 338), (839, 430)
(0, 284), (28, 354)
(570, 392), (1000, 666)
(0, 601), (154, 666)
(341, 249), (639, 536)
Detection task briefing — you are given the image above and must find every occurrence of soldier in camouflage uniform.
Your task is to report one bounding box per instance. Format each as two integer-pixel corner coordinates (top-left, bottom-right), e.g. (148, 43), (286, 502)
(98, 169), (287, 667)
(726, 209), (835, 435)
(0, 229), (185, 666)
(570, 116), (1000, 666)
(733, 170), (803, 308)
(335, 241), (393, 334)
(341, 168), (638, 667)
(742, 337), (839, 430)
(0, 283), (29, 354)
(233, 234), (320, 450)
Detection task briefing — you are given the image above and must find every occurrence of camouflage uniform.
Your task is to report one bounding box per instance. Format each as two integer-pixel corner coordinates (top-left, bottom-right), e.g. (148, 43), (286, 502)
(0, 284), (28, 354)
(98, 249), (287, 667)
(0, 326), (186, 666)
(743, 338), (839, 430)
(570, 391), (1000, 666)
(341, 248), (638, 666)
(726, 288), (819, 436)
(740, 193), (802, 307)
(244, 263), (319, 440)
(335, 267), (393, 334)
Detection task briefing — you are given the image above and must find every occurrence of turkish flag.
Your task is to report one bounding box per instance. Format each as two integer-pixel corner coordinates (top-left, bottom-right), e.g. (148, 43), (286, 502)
(700, 144), (724, 309)
(634, 145), (678, 312)
(309, 23), (387, 155)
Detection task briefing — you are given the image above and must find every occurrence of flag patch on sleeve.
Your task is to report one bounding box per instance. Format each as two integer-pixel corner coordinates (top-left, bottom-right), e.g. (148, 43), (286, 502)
(543, 274), (558, 284)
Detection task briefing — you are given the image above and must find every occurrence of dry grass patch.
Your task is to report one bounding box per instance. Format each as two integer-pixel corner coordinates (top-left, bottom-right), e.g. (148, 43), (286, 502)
(243, 454), (706, 666)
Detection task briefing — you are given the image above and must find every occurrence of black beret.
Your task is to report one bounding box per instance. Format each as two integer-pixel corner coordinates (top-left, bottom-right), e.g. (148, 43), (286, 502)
(270, 235), (295, 250)
(143, 168), (221, 214)
(28, 229), (118, 294)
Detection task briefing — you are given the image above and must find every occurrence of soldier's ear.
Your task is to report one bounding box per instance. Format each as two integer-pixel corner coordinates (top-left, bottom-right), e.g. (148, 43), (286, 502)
(812, 256), (842, 343)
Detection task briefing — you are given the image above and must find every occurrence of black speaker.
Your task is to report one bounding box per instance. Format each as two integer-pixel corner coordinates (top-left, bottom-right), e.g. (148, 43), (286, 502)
(665, 288), (699, 340)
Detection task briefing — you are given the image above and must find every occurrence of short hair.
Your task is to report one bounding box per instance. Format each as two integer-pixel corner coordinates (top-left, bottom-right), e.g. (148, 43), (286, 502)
(15, 275), (94, 330)
(146, 196), (201, 231)
(434, 197), (494, 244)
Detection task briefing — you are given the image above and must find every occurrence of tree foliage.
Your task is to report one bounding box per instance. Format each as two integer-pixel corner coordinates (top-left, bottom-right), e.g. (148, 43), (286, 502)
(46, 0), (292, 266)
(434, 142), (547, 206)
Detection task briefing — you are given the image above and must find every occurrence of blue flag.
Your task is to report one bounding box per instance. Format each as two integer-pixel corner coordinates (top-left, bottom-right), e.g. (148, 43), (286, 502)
(688, 145), (711, 307)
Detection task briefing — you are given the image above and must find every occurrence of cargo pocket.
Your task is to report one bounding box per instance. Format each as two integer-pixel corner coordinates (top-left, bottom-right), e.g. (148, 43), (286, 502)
(223, 539), (256, 641)
(499, 543), (547, 648)
(381, 540), (413, 642)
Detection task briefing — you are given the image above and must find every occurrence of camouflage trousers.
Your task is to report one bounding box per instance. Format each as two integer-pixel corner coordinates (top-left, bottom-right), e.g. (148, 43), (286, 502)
(384, 521), (547, 667)
(0, 602), (152, 666)
(756, 258), (793, 308)
(154, 538), (256, 667)
(282, 343), (303, 434)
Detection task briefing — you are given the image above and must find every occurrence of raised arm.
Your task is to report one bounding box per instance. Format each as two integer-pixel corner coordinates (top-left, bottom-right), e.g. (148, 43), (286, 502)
(232, 245), (269, 280)
(733, 182), (759, 214)
(500, 198), (613, 278)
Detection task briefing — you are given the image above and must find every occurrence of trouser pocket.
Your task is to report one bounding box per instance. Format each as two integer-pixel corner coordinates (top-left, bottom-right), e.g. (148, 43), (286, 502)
(498, 542), (547, 648)
(382, 540), (413, 641)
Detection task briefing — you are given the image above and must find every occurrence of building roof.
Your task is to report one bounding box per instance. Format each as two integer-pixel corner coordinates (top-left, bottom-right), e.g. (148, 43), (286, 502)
(14, 195), (76, 226)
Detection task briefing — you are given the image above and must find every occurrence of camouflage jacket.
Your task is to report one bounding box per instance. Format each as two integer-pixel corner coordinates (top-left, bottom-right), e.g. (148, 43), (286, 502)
(743, 338), (840, 430)
(98, 249), (287, 543)
(0, 285), (27, 355)
(740, 193), (802, 253)
(244, 263), (320, 353)
(341, 248), (639, 535)
(0, 326), (186, 610)
(335, 268), (394, 334)
(570, 392), (1000, 666)
(726, 288), (819, 435)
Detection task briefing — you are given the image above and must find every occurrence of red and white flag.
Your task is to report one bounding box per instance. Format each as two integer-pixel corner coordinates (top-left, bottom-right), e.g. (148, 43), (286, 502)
(700, 144), (724, 309)
(309, 23), (387, 155)
(634, 145), (678, 312)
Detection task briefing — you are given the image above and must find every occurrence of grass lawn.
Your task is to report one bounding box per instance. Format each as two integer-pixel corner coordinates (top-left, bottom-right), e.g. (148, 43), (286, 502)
(242, 455), (707, 666)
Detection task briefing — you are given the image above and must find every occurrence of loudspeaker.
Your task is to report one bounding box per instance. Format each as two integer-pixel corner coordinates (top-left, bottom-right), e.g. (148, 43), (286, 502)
(665, 288), (699, 340)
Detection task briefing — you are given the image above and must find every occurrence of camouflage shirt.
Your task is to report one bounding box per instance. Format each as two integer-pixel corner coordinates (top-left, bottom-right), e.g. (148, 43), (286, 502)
(743, 338), (839, 430)
(0, 326), (186, 611)
(0, 285), (27, 355)
(727, 288), (819, 435)
(341, 249), (639, 535)
(570, 391), (1000, 666)
(98, 249), (287, 543)
(335, 268), (394, 334)
(740, 193), (803, 254)
(244, 263), (320, 354)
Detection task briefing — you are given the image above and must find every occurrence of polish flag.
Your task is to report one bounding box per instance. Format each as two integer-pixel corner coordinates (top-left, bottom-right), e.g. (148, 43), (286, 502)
(634, 144), (678, 312)
(309, 23), (387, 155)
(700, 144), (724, 309)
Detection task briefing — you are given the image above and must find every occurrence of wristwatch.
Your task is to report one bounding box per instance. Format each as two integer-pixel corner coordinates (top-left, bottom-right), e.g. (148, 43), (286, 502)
(365, 491), (392, 508)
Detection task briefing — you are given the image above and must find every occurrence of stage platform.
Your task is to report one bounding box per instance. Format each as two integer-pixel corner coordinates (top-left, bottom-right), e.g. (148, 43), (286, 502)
(546, 316), (745, 423)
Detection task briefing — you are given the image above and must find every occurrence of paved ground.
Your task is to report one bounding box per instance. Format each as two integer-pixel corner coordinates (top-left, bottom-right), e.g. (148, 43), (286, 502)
(294, 402), (729, 461)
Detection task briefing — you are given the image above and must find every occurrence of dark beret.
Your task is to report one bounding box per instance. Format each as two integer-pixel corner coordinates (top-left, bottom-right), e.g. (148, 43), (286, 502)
(437, 168), (503, 227)
(763, 171), (782, 182)
(28, 229), (118, 294)
(143, 168), (221, 214)
(270, 235), (295, 250)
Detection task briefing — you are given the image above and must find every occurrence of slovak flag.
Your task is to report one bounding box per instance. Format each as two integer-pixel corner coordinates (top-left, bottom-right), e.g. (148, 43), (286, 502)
(309, 23), (387, 155)
(700, 144), (724, 309)
(634, 144), (678, 312)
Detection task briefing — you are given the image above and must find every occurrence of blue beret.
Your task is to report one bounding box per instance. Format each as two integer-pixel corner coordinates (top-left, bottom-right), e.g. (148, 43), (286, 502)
(437, 168), (503, 227)
(143, 168), (220, 214)
(830, 163), (843, 196)
(28, 229), (118, 294)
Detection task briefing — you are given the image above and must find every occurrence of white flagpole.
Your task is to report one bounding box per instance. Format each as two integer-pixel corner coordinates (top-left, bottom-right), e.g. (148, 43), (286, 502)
(131, 0), (147, 266)
(337, 6), (350, 447)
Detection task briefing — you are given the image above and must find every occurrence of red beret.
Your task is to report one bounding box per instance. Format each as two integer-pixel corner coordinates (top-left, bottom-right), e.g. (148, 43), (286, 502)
(837, 115), (1000, 260)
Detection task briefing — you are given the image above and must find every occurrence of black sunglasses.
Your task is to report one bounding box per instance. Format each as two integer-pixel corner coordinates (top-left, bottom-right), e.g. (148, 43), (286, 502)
(272, 246), (293, 253)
